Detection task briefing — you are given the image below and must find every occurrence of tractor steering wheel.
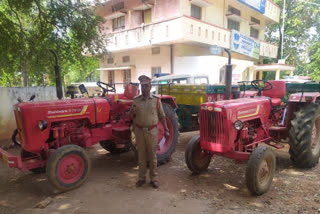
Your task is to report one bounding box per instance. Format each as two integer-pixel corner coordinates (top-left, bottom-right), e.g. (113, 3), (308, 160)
(251, 80), (273, 96)
(97, 81), (116, 96)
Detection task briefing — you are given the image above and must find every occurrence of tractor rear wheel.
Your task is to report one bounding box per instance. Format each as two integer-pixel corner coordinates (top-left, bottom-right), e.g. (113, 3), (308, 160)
(289, 103), (320, 168)
(99, 140), (130, 154)
(156, 103), (179, 165)
(246, 146), (276, 196)
(185, 135), (211, 174)
(46, 145), (90, 192)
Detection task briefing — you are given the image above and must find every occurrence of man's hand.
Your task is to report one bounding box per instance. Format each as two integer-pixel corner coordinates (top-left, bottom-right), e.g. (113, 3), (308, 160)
(129, 105), (137, 119)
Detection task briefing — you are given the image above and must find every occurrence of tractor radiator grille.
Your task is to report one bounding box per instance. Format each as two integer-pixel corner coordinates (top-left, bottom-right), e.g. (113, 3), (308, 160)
(200, 110), (226, 145)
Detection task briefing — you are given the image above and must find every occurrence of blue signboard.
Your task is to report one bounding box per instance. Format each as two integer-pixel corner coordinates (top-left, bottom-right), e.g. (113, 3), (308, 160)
(230, 30), (260, 59)
(238, 0), (266, 14)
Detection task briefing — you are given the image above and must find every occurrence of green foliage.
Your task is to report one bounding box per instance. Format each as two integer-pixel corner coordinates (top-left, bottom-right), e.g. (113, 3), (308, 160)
(265, 0), (320, 70)
(306, 42), (320, 80)
(0, 0), (106, 87)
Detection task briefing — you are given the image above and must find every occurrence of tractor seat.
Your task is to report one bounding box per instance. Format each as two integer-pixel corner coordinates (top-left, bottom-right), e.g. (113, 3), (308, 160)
(262, 80), (286, 107)
(269, 98), (282, 107)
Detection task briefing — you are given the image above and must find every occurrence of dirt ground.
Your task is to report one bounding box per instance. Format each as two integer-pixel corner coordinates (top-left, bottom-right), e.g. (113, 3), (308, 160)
(0, 131), (320, 214)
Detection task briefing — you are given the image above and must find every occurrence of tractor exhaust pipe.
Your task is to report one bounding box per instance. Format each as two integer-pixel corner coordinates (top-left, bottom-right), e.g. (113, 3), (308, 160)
(50, 50), (63, 100)
(224, 49), (232, 100)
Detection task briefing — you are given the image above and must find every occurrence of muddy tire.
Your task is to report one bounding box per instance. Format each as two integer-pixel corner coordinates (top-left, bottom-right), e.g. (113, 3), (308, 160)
(289, 104), (320, 168)
(246, 146), (276, 196)
(46, 145), (90, 192)
(157, 103), (179, 165)
(185, 135), (211, 174)
(99, 140), (130, 154)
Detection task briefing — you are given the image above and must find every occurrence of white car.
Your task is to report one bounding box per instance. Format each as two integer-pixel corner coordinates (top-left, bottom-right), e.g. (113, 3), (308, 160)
(151, 74), (209, 94)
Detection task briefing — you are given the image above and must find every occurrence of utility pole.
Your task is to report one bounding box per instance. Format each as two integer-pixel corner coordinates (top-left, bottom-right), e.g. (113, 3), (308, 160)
(281, 0), (286, 60)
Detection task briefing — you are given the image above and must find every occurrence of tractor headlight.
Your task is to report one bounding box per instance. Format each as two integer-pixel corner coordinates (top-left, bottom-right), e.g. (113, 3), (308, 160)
(38, 120), (48, 131)
(234, 120), (244, 131)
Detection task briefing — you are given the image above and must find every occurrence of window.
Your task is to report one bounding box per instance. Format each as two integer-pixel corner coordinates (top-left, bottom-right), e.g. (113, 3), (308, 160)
(151, 67), (161, 77)
(250, 27), (259, 39)
(123, 70), (131, 88)
(228, 6), (241, 16)
(142, 9), (152, 24)
(152, 47), (160, 55)
(112, 2), (124, 13)
(107, 58), (114, 64)
(227, 19), (239, 31)
(251, 17), (260, 24)
(191, 4), (201, 19)
(108, 70), (114, 84)
(194, 77), (209, 84)
(173, 78), (187, 84)
(113, 16), (125, 31)
(122, 56), (130, 63)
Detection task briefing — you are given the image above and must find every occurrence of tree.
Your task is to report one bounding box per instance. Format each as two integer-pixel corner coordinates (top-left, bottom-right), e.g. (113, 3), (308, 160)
(265, 0), (320, 70)
(305, 41), (320, 80)
(0, 0), (106, 87)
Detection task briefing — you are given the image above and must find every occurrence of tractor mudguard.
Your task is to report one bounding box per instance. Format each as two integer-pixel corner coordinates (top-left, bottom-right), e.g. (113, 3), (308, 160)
(288, 92), (320, 103)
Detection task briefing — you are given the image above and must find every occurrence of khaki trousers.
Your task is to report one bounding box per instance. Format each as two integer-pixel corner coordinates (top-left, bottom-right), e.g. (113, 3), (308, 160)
(134, 127), (158, 181)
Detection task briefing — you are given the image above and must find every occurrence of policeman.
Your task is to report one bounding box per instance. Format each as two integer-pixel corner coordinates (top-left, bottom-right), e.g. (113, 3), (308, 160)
(129, 75), (170, 188)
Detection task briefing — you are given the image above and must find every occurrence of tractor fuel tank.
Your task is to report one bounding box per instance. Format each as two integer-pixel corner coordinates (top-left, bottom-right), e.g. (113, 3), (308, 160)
(14, 98), (110, 153)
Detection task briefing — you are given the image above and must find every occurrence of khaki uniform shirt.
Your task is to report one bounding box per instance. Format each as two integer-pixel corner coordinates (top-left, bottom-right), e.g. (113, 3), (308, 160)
(130, 94), (166, 127)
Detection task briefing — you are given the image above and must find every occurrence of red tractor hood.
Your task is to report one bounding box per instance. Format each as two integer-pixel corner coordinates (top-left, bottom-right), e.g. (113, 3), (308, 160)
(200, 97), (271, 122)
(14, 98), (110, 152)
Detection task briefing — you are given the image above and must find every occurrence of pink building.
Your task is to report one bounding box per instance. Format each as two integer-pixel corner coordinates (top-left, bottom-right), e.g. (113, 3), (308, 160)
(96, 0), (280, 85)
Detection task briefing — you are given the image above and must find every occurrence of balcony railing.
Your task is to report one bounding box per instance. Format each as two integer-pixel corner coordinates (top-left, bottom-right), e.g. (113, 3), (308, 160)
(265, 0), (280, 23)
(105, 16), (278, 59)
(260, 41), (278, 59)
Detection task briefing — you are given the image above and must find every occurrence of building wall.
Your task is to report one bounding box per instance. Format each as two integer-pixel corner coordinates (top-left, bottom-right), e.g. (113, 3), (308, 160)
(180, 0), (268, 41)
(0, 87), (56, 143)
(99, 0), (180, 34)
(174, 55), (254, 84)
(100, 46), (171, 83)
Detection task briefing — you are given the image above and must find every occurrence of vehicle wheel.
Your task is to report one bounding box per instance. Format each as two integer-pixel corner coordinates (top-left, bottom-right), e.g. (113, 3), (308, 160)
(246, 146), (276, 196)
(289, 103), (320, 168)
(99, 140), (130, 154)
(46, 145), (91, 192)
(21, 150), (45, 174)
(157, 103), (179, 165)
(185, 135), (211, 174)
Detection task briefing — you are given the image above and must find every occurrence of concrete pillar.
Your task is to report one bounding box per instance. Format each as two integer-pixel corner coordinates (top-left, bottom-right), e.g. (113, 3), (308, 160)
(259, 71), (263, 79)
(290, 70), (293, 76)
(275, 69), (280, 80)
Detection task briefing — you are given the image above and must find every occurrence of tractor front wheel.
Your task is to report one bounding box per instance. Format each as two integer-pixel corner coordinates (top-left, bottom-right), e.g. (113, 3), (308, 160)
(289, 103), (320, 168)
(185, 135), (211, 174)
(246, 146), (276, 196)
(46, 145), (91, 192)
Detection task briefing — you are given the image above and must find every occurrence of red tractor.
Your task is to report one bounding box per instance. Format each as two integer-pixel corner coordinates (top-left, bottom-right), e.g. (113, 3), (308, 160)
(185, 79), (320, 195)
(0, 53), (179, 192)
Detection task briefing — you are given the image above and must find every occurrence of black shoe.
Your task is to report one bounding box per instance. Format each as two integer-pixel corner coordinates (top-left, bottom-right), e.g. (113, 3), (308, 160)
(150, 180), (159, 189)
(136, 180), (146, 187)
